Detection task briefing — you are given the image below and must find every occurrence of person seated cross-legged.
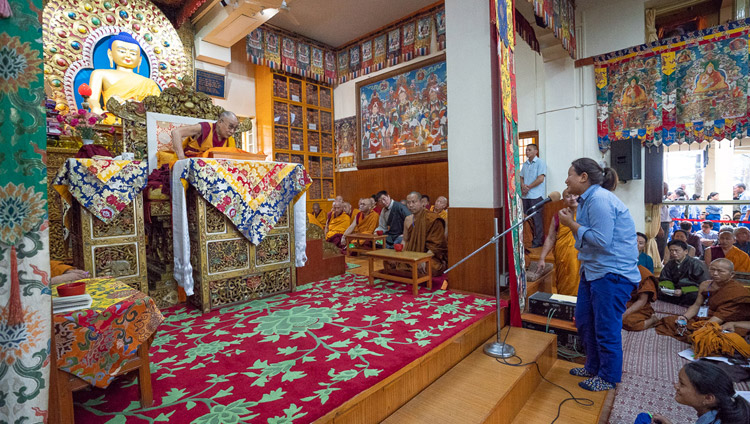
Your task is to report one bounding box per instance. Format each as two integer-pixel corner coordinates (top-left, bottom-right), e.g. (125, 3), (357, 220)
(622, 265), (659, 332)
(658, 240), (710, 306)
(705, 229), (750, 273)
(655, 258), (750, 343)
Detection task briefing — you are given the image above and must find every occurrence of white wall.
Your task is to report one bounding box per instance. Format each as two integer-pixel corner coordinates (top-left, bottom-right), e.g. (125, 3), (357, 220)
(514, 0), (649, 230)
(211, 44), (256, 118)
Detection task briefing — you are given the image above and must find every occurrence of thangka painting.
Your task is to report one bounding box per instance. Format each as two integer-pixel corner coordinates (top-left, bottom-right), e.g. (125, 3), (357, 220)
(334, 116), (357, 172)
(355, 55), (447, 168)
(595, 19), (750, 151)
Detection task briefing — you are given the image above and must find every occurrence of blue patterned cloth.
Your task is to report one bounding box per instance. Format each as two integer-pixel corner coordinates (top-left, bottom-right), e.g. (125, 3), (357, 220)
(53, 159), (148, 223)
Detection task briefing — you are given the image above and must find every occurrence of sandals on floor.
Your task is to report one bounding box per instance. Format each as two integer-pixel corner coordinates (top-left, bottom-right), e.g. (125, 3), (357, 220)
(578, 376), (615, 392)
(569, 367), (595, 378)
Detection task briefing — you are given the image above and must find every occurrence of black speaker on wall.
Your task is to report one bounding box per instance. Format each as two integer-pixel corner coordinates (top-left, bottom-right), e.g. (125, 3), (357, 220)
(610, 139), (641, 182)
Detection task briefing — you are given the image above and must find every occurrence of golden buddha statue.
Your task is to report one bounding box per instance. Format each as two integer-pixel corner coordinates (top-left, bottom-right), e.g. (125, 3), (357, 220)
(88, 32), (161, 124)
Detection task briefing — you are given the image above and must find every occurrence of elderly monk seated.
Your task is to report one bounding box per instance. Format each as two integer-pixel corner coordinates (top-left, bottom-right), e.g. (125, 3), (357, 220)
(341, 198), (379, 248)
(307, 202), (326, 229)
(622, 265), (659, 331)
(51, 260), (89, 285)
(705, 229), (750, 272)
(735, 226), (750, 256)
(658, 240), (710, 306)
(156, 111), (241, 167)
(387, 191), (448, 276)
(324, 201), (351, 250)
(655, 258), (750, 342)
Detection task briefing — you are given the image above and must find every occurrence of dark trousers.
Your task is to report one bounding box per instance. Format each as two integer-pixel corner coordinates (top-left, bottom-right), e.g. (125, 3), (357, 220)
(575, 272), (634, 384)
(523, 197), (544, 247)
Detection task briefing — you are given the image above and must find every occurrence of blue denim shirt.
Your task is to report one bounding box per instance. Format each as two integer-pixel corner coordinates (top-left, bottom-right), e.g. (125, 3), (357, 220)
(574, 184), (640, 284)
(520, 156), (547, 199)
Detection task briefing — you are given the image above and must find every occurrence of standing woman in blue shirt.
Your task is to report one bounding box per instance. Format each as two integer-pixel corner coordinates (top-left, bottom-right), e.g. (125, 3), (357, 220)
(558, 158), (640, 392)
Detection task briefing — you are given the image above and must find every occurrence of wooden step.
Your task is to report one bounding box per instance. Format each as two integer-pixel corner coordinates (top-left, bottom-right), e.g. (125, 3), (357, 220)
(511, 360), (609, 424)
(383, 327), (557, 424)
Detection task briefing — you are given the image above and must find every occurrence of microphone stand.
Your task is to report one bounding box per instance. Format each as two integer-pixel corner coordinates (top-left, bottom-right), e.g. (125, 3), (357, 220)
(443, 208), (542, 358)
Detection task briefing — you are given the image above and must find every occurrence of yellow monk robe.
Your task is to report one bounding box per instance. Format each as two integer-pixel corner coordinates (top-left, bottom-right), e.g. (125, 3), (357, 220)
(51, 260), (74, 278)
(101, 76), (161, 125)
(157, 122), (238, 168)
(552, 214), (580, 296)
(404, 209), (448, 275)
(314, 210), (326, 225)
(725, 246), (750, 272)
(308, 213), (324, 229)
(437, 208), (447, 222)
(353, 211), (379, 234)
(326, 212), (350, 240)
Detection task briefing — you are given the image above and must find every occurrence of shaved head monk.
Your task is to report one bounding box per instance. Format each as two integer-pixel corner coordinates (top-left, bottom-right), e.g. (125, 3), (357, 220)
(401, 191), (448, 275)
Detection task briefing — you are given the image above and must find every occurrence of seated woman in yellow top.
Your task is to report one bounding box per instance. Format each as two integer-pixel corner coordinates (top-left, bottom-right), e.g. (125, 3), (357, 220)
(88, 32), (161, 125)
(158, 111), (240, 167)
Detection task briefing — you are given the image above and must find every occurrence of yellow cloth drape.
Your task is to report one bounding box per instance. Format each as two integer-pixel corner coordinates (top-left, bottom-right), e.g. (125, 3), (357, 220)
(553, 221), (580, 296)
(308, 213), (324, 229)
(50, 260), (73, 278)
(326, 213), (350, 239)
(353, 211), (379, 234)
(725, 246), (750, 272)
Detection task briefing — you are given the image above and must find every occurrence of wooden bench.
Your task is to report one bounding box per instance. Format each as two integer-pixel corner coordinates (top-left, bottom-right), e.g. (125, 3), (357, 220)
(364, 249), (433, 295)
(345, 232), (387, 255)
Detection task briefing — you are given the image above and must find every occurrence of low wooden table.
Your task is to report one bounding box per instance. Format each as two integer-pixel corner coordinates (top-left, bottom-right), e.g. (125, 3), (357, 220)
(364, 249), (433, 295)
(346, 233), (387, 255)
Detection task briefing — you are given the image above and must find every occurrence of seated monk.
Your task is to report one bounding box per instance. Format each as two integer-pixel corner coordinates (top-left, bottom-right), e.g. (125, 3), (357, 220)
(307, 202), (326, 229)
(622, 265), (659, 331)
(704, 229), (750, 272)
(324, 201), (351, 250)
(157, 111), (241, 167)
(536, 189), (579, 296)
(51, 260), (89, 285)
(342, 198), (379, 248)
(658, 240), (710, 306)
(390, 191), (447, 276)
(655, 258), (750, 343)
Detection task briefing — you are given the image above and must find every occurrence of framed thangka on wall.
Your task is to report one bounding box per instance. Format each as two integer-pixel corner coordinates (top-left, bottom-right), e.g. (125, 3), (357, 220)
(334, 116), (357, 172)
(356, 54), (447, 168)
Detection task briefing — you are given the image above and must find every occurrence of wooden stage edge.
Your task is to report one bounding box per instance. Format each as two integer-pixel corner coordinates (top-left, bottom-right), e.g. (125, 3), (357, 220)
(314, 307), (501, 424)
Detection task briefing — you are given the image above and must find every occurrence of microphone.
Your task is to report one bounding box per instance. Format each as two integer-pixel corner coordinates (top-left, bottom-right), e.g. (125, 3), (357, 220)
(525, 191), (561, 215)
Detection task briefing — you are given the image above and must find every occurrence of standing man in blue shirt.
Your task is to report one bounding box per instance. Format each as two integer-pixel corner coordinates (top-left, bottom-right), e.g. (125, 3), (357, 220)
(735, 183), (750, 229)
(520, 144), (547, 248)
(558, 158), (640, 392)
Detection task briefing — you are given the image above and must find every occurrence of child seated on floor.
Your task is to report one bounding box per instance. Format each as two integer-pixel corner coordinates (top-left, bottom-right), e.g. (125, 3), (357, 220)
(641, 361), (750, 424)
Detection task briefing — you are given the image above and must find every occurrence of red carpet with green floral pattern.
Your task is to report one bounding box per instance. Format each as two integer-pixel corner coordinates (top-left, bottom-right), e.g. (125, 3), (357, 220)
(73, 273), (495, 423)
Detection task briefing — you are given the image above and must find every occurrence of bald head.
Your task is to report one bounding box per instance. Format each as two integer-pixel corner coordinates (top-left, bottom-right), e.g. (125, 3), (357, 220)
(406, 191), (423, 214)
(709, 258), (734, 284)
(434, 196), (448, 212)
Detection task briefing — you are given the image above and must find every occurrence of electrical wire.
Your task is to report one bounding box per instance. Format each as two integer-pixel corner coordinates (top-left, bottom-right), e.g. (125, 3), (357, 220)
(497, 322), (594, 424)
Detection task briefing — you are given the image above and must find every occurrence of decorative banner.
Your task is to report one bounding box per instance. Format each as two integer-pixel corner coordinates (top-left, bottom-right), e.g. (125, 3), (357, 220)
(595, 19), (750, 151)
(415, 16), (432, 57)
(264, 30), (281, 67)
(335, 116), (358, 172)
(402, 21), (416, 62)
(495, 0), (526, 326)
(324, 50), (337, 84)
(374, 34), (387, 70)
(387, 28), (401, 66)
(527, 0), (576, 58)
(435, 9), (447, 50)
(337, 50), (349, 83)
(0, 0), (52, 420)
(515, 9), (539, 53)
(361, 39), (373, 74)
(349, 45), (361, 78)
(311, 46), (324, 80)
(247, 28), (264, 64)
(281, 37), (296, 70)
(297, 42), (310, 75)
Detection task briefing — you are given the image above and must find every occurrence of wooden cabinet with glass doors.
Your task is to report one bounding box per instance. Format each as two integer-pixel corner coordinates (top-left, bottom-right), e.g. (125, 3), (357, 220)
(256, 67), (335, 212)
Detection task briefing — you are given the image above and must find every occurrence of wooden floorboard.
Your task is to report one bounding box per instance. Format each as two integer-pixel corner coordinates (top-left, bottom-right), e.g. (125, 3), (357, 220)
(383, 327), (557, 424)
(511, 360), (609, 424)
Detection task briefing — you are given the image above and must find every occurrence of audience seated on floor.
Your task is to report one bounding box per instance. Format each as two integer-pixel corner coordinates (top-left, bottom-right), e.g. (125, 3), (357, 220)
(734, 226), (750, 256)
(647, 361), (750, 424)
(324, 201), (351, 250)
(308, 202), (326, 229)
(697, 220), (719, 248)
(375, 190), (411, 248)
(704, 229), (750, 272)
(679, 221), (704, 258)
(536, 188), (580, 296)
(658, 240), (710, 306)
(50, 260), (89, 285)
(637, 232), (654, 273)
(622, 265), (659, 332)
(662, 230), (697, 264)
(387, 191), (447, 276)
(342, 198), (379, 249)
(655, 258), (750, 343)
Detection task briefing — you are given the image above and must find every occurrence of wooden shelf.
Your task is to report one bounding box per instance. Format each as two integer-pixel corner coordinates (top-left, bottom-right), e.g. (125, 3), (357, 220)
(521, 312), (577, 333)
